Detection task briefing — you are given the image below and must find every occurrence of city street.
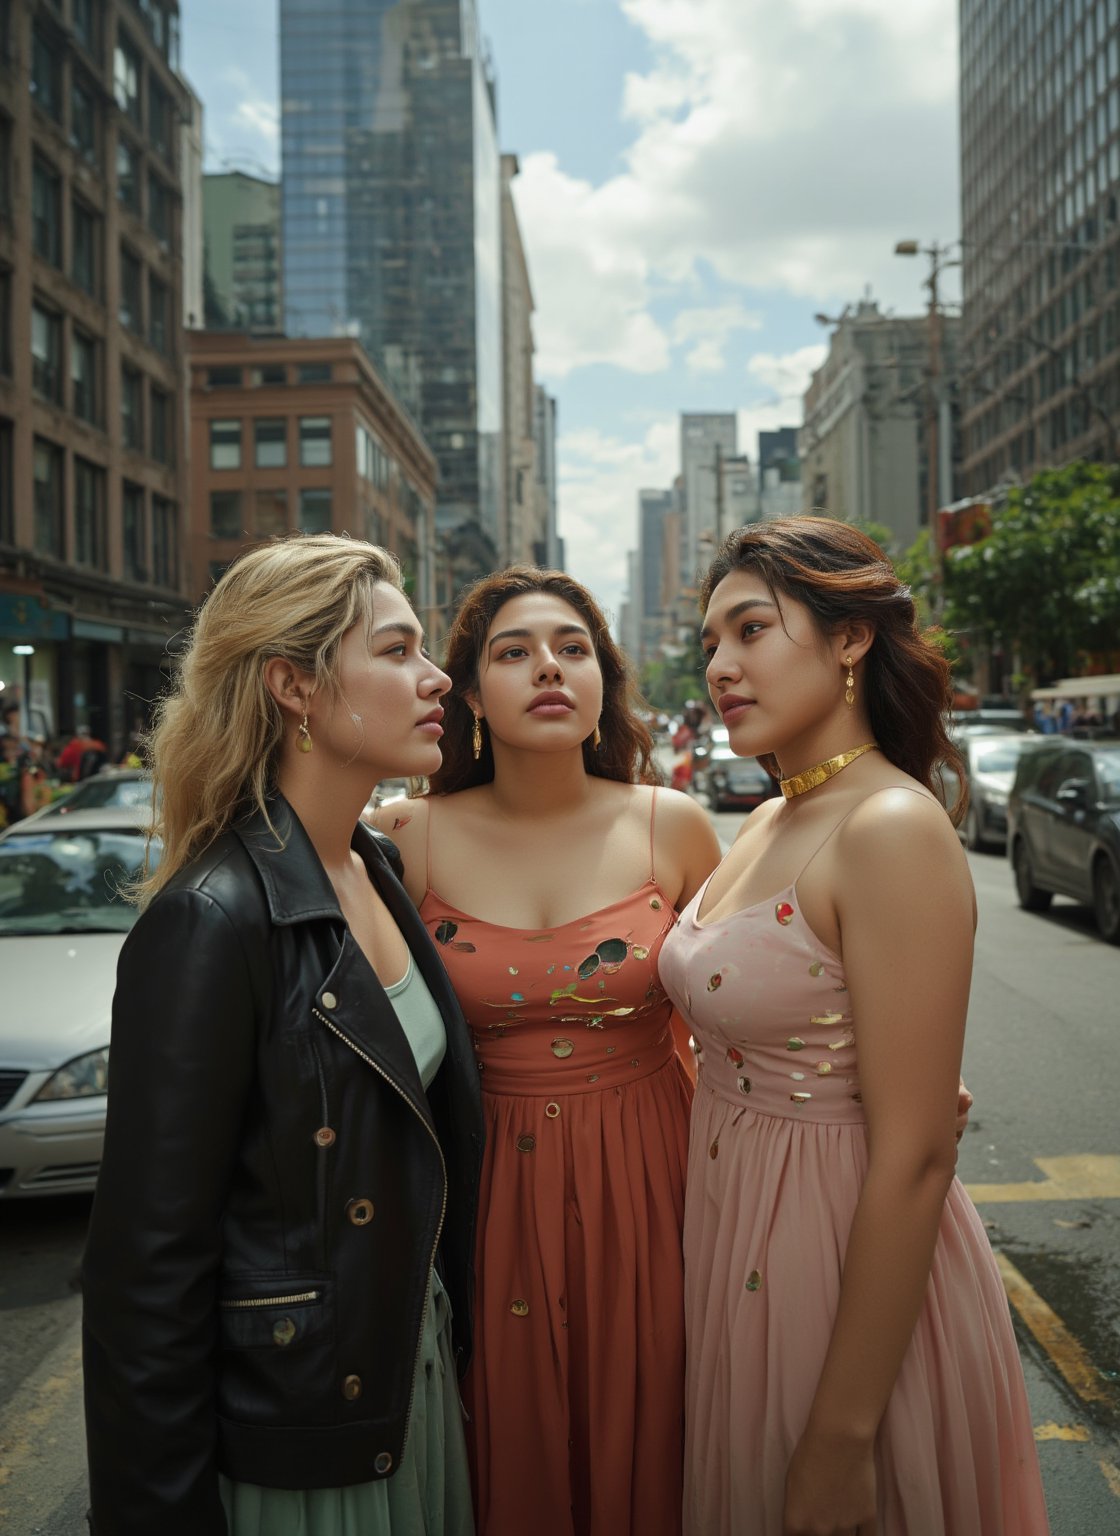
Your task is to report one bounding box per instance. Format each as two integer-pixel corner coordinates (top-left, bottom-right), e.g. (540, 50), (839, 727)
(1, 809), (1118, 1534)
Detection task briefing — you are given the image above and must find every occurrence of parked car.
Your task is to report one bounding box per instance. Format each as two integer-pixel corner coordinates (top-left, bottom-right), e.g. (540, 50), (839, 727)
(944, 733), (1041, 850)
(705, 749), (779, 813)
(689, 725), (729, 799)
(50, 767), (153, 816)
(1007, 738), (1120, 944)
(0, 806), (156, 1197)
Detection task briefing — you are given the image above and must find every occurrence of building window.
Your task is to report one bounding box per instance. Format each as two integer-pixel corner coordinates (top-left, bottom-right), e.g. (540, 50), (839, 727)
(31, 303), (62, 403)
(254, 418), (286, 468)
(71, 200), (99, 296)
(209, 419), (241, 470)
(251, 364), (287, 386)
(0, 115), (10, 219)
(33, 438), (64, 557)
(123, 481), (146, 580)
(32, 159), (62, 267)
(207, 365), (242, 388)
(31, 28), (62, 122)
(0, 418), (12, 545)
(121, 365), (143, 451)
(120, 246), (142, 332)
(73, 0), (97, 53)
(299, 488), (332, 533)
(71, 328), (98, 424)
(149, 274), (169, 355)
(148, 173), (171, 244)
(254, 488), (288, 536)
(209, 489), (242, 539)
(148, 79), (171, 161)
(152, 495), (177, 588)
(0, 266), (10, 377)
(74, 458), (107, 570)
(298, 362), (332, 384)
(150, 387), (171, 464)
(117, 138), (142, 215)
(299, 416), (332, 467)
(70, 74), (98, 163)
(114, 31), (142, 126)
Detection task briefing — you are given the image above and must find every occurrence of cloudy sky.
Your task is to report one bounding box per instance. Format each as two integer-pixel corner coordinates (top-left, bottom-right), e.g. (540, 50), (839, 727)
(184, 0), (961, 622)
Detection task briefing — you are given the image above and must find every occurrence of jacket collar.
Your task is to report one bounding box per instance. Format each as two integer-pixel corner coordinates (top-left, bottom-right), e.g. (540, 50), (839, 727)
(235, 793), (389, 927)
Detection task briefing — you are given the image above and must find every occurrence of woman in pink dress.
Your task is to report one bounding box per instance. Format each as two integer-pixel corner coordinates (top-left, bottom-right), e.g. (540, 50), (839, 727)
(659, 517), (1049, 1535)
(375, 567), (720, 1536)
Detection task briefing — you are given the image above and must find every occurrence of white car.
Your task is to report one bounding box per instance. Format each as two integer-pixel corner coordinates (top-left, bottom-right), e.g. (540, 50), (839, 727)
(0, 806), (156, 1198)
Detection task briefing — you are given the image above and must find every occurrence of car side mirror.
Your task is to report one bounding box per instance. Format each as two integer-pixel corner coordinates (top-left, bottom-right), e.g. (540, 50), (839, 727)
(1056, 778), (1091, 806)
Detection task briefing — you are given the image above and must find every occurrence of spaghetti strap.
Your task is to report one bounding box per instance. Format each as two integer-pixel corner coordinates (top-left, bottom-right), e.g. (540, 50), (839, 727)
(648, 787), (658, 882)
(793, 782), (934, 888)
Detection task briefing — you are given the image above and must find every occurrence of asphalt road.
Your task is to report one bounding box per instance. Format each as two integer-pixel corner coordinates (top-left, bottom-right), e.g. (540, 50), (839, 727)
(1, 803), (1117, 1533)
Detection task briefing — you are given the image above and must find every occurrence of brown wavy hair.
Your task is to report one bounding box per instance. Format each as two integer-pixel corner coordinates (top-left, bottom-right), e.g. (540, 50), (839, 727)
(429, 566), (657, 795)
(700, 516), (966, 822)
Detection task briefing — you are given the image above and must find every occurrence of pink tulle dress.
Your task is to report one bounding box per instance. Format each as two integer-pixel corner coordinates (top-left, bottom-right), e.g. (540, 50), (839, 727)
(658, 863), (1050, 1536)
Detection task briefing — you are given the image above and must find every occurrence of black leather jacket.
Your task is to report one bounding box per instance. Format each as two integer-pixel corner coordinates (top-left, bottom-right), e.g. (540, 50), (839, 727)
(82, 798), (484, 1535)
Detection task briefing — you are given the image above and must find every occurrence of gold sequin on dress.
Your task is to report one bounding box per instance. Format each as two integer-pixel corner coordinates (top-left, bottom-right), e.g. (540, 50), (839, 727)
(420, 792), (690, 1536)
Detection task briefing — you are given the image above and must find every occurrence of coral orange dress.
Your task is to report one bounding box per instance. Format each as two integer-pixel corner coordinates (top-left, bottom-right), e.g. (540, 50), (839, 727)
(419, 792), (690, 1536)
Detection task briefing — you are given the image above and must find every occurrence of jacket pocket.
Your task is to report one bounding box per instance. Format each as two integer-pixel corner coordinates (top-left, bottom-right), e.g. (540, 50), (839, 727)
(217, 1274), (337, 1424)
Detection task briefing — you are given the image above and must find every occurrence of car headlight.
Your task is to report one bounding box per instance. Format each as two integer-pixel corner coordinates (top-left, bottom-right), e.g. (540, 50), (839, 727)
(33, 1047), (109, 1101)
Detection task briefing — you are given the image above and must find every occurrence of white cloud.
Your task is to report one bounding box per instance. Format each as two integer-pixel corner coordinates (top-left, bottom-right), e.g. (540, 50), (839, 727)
(672, 303), (763, 374)
(557, 417), (679, 622)
(516, 0), (959, 380)
(232, 99), (279, 147)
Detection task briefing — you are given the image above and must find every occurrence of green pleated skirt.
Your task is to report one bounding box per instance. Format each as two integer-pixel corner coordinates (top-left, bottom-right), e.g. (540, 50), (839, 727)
(220, 1272), (474, 1536)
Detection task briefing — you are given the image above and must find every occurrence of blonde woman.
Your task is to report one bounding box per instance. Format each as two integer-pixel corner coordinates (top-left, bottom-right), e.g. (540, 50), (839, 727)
(82, 535), (484, 1536)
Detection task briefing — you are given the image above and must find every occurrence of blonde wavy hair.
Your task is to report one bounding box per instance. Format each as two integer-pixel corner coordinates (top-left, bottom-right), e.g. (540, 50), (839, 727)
(135, 534), (402, 906)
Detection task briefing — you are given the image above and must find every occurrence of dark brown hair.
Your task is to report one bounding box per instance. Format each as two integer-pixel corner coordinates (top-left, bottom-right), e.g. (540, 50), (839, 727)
(700, 516), (966, 822)
(429, 566), (657, 795)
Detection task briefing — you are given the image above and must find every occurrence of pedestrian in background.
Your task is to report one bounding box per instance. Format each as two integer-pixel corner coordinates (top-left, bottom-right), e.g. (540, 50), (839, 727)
(82, 534), (483, 1536)
(660, 517), (1048, 1535)
(374, 567), (720, 1536)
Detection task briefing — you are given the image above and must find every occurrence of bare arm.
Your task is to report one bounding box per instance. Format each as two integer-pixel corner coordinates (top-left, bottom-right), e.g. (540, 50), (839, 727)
(655, 787), (723, 909)
(368, 795), (431, 906)
(784, 792), (975, 1534)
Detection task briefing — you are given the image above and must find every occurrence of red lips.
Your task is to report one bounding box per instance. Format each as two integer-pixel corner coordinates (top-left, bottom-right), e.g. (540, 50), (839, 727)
(717, 694), (753, 717)
(527, 690), (575, 713)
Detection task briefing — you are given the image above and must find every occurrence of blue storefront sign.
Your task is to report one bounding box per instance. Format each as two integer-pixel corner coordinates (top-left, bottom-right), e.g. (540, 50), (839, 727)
(0, 593), (69, 641)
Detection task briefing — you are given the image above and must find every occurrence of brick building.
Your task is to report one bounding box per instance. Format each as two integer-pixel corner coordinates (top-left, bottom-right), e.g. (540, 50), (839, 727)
(188, 332), (440, 629)
(0, 0), (190, 750)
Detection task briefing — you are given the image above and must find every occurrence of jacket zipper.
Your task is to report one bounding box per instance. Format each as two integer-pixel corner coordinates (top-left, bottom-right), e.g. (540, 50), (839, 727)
(310, 1038), (330, 1269)
(312, 1006), (448, 1451)
(220, 1289), (321, 1309)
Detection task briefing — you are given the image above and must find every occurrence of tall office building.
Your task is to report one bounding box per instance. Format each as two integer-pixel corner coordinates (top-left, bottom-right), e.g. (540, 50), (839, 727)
(533, 384), (560, 567)
(279, 0), (503, 568)
(637, 488), (672, 664)
(959, 0), (1120, 492)
(203, 171), (281, 333)
(680, 412), (737, 563)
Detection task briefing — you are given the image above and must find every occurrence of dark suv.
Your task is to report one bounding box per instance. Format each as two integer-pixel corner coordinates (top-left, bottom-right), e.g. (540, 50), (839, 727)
(1007, 739), (1120, 944)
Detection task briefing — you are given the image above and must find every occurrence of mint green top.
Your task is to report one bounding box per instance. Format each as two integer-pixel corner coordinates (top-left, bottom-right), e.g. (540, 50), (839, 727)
(220, 958), (474, 1536)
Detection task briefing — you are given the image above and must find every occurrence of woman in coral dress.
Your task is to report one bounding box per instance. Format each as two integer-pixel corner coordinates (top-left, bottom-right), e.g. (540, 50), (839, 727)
(659, 517), (1050, 1535)
(376, 568), (720, 1536)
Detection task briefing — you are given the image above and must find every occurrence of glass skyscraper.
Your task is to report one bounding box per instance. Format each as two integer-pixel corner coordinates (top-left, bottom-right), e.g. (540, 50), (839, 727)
(280, 0), (503, 553)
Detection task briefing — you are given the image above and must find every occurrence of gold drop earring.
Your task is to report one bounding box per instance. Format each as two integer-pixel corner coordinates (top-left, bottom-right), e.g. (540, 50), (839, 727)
(297, 706), (313, 753)
(471, 714), (483, 760)
(592, 723), (602, 751)
(844, 657), (855, 709)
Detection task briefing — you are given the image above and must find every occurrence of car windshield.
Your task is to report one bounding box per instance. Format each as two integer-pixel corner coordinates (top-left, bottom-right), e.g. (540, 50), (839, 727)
(972, 740), (1026, 774)
(61, 777), (154, 811)
(0, 830), (156, 935)
(1094, 750), (1120, 798)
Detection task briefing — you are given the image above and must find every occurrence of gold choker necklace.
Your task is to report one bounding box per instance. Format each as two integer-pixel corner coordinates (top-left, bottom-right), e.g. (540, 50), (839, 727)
(779, 742), (878, 800)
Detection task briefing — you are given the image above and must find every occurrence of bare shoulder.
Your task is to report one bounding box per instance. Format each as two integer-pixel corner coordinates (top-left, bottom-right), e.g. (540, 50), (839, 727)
(734, 794), (781, 844)
(839, 786), (973, 908)
(368, 793), (429, 841)
(651, 783), (715, 840)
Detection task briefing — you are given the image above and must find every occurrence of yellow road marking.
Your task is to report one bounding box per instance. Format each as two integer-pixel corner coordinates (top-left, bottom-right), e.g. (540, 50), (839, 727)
(995, 1254), (1113, 1408)
(1033, 1422), (1091, 1442)
(966, 1154), (1120, 1204)
(1100, 1460), (1120, 1499)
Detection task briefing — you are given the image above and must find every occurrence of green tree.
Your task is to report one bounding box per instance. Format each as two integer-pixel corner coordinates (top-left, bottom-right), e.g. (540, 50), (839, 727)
(942, 461), (1120, 685)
